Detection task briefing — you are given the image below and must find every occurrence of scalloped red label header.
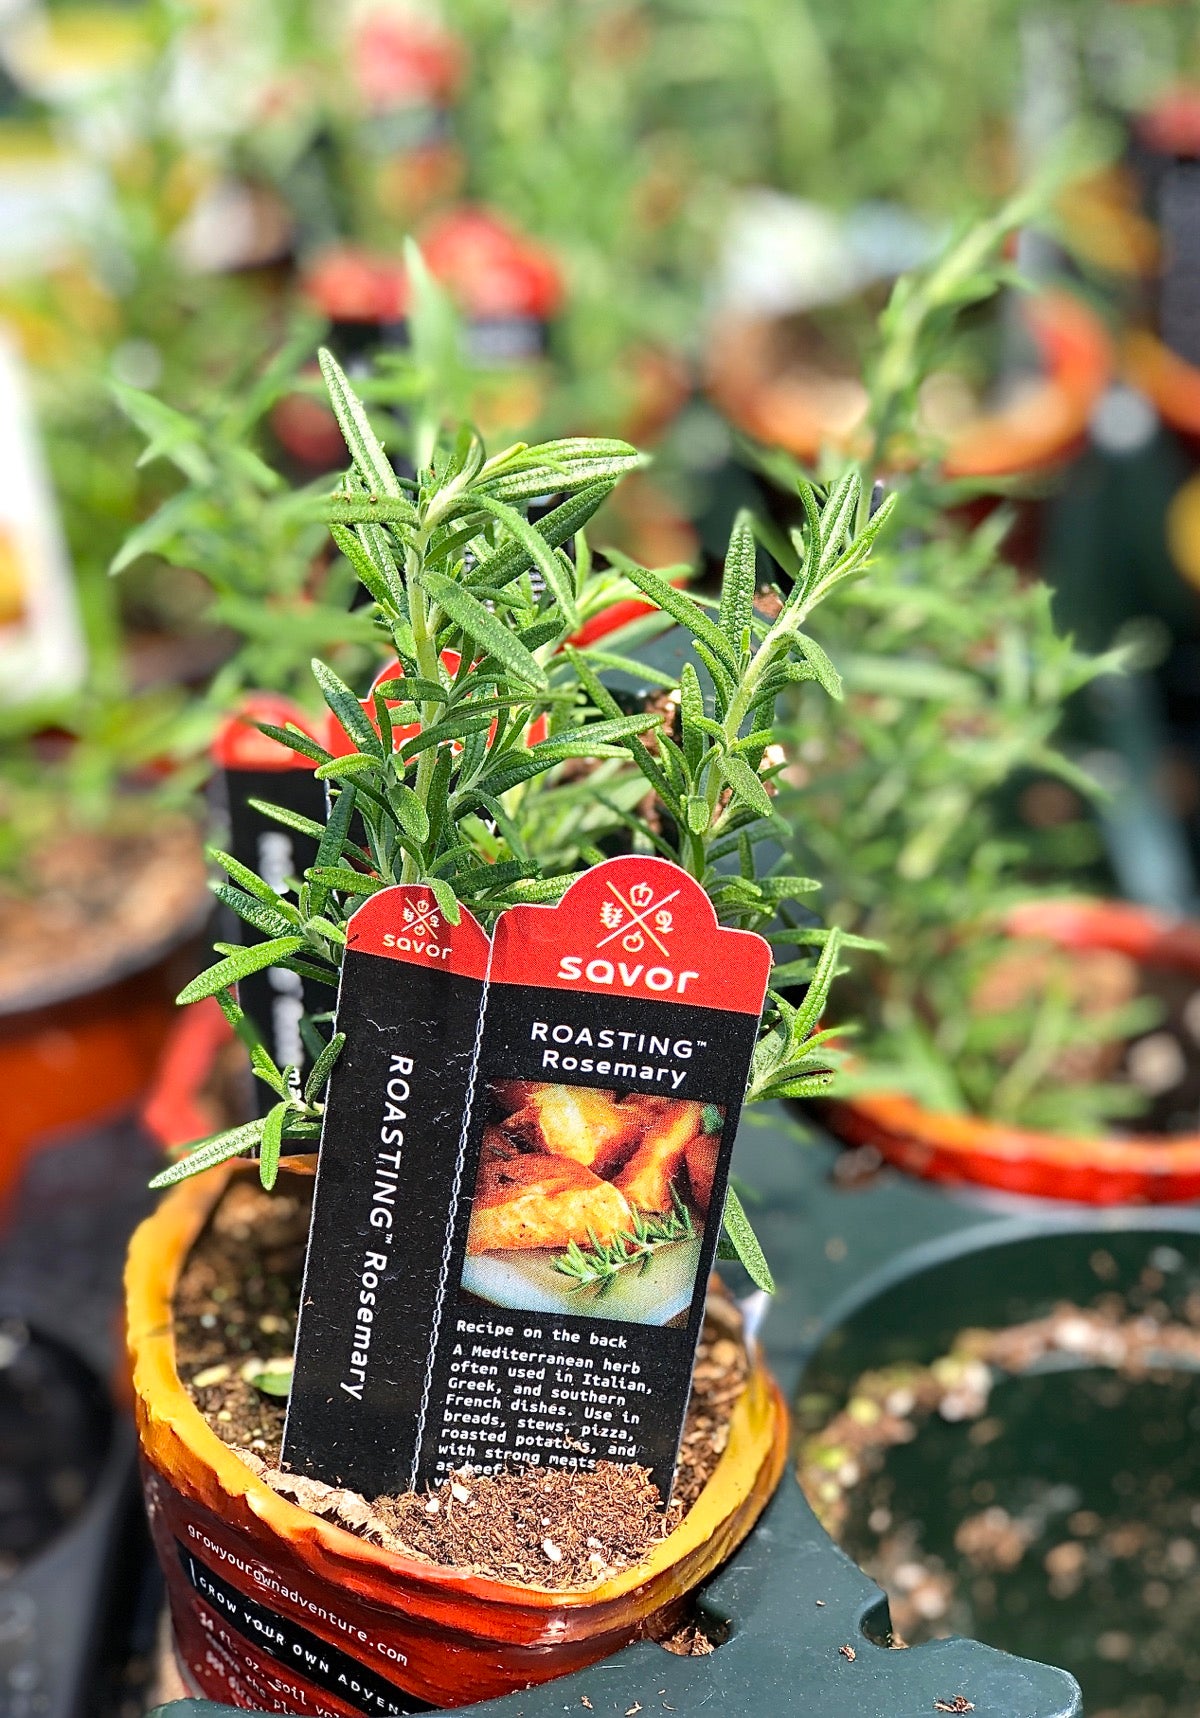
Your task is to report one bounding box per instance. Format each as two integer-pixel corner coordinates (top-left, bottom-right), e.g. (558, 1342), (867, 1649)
(346, 884), (490, 980)
(489, 855), (772, 1015)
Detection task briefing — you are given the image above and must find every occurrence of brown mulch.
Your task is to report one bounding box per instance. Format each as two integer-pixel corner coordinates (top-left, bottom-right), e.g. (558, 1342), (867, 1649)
(174, 1178), (750, 1590)
(659, 1621), (717, 1657)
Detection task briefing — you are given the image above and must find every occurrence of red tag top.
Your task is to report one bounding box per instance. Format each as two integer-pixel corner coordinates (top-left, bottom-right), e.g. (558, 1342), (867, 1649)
(303, 247), (408, 324)
(420, 206), (563, 322)
(489, 855), (772, 1015)
(346, 884), (490, 980)
(323, 656), (436, 759)
(212, 694), (322, 772)
(303, 210), (562, 328)
(1138, 87), (1200, 158)
(324, 652), (550, 758)
(351, 13), (465, 112)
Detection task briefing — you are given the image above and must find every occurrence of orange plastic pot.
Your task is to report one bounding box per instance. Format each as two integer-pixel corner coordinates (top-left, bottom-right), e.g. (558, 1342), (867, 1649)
(1125, 328), (1200, 444)
(127, 1167), (787, 1712)
(707, 290), (1112, 483)
(824, 898), (1200, 1205)
(0, 901), (208, 1213)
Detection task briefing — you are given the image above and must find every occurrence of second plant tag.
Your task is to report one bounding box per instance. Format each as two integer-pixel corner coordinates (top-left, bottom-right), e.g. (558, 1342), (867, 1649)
(212, 695), (328, 1110)
(281, 885), (490, 1495)
(410, 855), (772, 1498)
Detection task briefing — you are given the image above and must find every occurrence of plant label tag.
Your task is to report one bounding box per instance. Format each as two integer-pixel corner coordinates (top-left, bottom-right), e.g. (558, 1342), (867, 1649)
(410, 855), (771, 1498)
(0, 329), (86, 705)
(212, 697), (328, 1110)
(281, 886), (491, 1495)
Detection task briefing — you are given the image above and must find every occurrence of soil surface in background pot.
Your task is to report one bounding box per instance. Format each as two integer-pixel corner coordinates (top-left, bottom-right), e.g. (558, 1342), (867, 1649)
(975, 940), (1200, 1136)
(0, 816), (207, 1012)
(799, 1270), (1200, 1716)
(173, 1180), (749, 1593)
(1115, 967), (1200, 1134)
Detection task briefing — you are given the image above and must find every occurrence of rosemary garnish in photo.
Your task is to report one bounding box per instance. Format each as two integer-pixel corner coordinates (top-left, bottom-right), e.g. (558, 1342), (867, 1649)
(554, 1192), (697, 1297)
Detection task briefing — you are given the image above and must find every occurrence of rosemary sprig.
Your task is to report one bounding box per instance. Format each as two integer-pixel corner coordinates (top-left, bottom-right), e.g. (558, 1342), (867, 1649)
(553, 1190), (697, 1297)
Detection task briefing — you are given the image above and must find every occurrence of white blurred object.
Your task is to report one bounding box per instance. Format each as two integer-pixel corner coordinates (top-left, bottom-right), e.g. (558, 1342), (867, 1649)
(0, 327), (86, 704)
(173, 178), (294, 275)
(1091, 384), (1158, 455)
(0, 142), (104, 276)
(714, 188), (937, 318)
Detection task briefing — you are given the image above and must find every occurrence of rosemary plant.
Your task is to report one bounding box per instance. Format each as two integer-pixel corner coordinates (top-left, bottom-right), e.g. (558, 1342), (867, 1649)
(111, 324), (382, 707)
(147, 349), (896, 1291)
(753, 184), (1147, 1133)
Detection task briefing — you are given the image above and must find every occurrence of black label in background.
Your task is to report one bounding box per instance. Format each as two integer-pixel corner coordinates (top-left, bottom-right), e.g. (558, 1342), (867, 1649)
(411, 985), (760, 1497)
(176, 1542), (428, 1716)
(281, 889), (490, 1497)
(222, 764), (328, 1111)
(1159, 160), (1200, 369)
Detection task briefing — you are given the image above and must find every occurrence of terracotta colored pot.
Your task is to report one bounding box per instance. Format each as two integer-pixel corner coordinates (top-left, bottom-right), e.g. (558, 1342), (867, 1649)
(0, 894), (209, 1213)
(1125, 328), (1200, 443)
(824, 898), (1200, 1205)
(127, 1167), (787, 1712)
(708, 290), (1112, 483)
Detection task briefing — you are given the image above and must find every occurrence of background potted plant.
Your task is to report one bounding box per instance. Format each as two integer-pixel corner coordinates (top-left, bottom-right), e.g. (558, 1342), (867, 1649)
(0, 678), (215, 1201)
(736, 188), (1200, 1204)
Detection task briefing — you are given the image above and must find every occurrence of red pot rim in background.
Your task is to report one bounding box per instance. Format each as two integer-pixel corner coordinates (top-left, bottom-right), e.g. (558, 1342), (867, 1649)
(1125, 327), (1200, 439)
(824, 897), (1200, 1205)
(707, 288), (1113, 482)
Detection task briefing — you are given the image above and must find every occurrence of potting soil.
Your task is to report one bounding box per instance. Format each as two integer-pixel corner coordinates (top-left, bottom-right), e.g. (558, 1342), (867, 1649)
(0, 816), (206, 1009)
(799, 1297), (1200, 1717)
(174, 1178), (749, 1590)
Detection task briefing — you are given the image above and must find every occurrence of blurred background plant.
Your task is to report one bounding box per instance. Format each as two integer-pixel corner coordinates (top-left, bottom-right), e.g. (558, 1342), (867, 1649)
(752, 181), (1161, 1133)
(4, 0), (1200, 1121)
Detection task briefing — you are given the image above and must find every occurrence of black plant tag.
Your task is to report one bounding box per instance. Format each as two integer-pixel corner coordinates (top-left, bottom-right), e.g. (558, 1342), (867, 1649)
(413, 856), (771, 1499)
(281, 857), (771, 1504)
(281, 886), (491, 1495)
(1159, 159), (1200, 368)
(212, 699), (328, 1112)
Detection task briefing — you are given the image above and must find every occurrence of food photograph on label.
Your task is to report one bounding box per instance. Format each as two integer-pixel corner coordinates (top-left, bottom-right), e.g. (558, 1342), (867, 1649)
(462, 1081), (725, 1324)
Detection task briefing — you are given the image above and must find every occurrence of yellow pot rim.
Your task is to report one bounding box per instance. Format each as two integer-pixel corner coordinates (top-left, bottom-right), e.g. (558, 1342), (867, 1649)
(127, 1164), (785, 1613)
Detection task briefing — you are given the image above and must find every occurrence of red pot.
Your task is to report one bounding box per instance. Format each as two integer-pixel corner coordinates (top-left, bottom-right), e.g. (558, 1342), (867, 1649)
(0, 880), (209, 1213)
(823, 898), (1200, 1205)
